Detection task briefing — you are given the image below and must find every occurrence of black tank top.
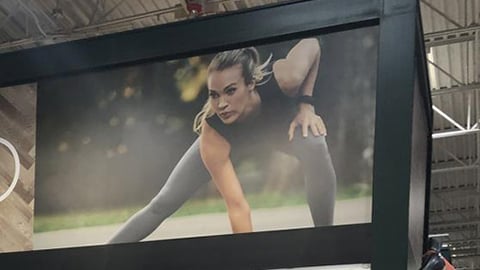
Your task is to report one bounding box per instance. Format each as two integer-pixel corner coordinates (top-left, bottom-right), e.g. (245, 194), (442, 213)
(206, 75), (296, 155)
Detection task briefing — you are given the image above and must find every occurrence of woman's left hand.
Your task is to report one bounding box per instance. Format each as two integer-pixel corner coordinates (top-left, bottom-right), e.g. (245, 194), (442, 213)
(288, 103), (327, 141)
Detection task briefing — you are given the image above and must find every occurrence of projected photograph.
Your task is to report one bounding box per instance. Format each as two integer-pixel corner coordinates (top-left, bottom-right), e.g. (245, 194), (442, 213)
(29, 26), (378, 250)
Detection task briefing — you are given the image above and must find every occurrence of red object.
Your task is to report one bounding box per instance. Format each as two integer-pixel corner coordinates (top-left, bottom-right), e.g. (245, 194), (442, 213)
(443, 258), (456, 270)
(186, 1), (204, 14)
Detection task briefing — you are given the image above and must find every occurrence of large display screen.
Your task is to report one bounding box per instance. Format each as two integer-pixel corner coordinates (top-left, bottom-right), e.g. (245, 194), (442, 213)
(0, 25), (378, 252)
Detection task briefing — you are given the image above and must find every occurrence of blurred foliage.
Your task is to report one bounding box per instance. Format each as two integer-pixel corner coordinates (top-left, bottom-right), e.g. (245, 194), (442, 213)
(174, 56), (208, 102)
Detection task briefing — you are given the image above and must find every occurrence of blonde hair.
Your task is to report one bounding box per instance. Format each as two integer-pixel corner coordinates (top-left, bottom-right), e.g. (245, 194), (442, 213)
(193, 47), (272, 134)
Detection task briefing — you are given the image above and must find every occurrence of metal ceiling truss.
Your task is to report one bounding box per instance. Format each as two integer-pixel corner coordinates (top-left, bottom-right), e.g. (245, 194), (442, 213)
(0, 0), (185, 51)
(424, 0), (480, 268)
(425, 25), (480, 48)
(0, 0), (268, 52)
(432, 101), (479, 139)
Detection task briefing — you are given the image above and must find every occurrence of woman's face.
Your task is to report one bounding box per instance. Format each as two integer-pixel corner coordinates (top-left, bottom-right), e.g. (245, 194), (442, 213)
(207, 64), (255, 124)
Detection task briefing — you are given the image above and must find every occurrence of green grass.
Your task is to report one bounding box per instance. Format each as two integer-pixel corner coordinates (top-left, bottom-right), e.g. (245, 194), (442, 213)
(34, 188), (371, 233)
(337, 183), (372, 200)
(34, 207), (141, 233)
(34, 193), (306, 233)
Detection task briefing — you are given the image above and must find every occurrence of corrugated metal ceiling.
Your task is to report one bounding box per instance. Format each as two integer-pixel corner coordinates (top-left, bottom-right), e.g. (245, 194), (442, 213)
(0, 0), (289, 52)
(422, 0), (480, 268)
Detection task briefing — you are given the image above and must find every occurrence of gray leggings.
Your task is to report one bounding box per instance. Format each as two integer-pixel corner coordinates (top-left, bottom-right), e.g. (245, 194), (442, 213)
(108, 133), (336, 243)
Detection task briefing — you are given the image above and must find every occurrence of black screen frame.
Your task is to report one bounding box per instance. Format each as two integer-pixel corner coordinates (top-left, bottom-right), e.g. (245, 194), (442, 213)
(0, 0), (432, 269)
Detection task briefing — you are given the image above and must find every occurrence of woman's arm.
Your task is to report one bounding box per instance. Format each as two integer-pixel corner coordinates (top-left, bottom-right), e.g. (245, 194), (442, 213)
(272, 38), (320, 97)
(199, 121), (252, 233)
(272, 38), (326, 140)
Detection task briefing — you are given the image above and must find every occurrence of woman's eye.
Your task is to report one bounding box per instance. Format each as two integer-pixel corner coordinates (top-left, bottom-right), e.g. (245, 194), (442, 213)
(225, 88), (236, 95)
(209, 92), (219, 99)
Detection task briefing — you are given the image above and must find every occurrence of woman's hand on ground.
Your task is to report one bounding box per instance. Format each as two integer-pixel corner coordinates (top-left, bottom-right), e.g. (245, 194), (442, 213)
(288, 103), (326, 141)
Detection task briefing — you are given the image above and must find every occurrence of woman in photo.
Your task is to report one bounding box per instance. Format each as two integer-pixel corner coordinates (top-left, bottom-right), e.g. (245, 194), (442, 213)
(109, 38), (336, 241)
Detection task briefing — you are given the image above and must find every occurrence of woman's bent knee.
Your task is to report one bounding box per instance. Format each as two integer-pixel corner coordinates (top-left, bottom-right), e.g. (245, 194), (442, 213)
(291, 134), (329, 157)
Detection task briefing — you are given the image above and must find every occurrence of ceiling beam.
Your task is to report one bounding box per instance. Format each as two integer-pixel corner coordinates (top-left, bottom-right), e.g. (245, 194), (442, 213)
(432, 157), (478, 168)
(432, 165), (479, 174)
(432, 185), (479, 194)
(425, 25), (480, 47)
(431, 83), (480, 96)
(446, 237), (480, 245)
(429, 226), (478, 234)
(0, 4), (184, 51)
(430, 218), (480, 228)
(430, 205), (478, 214)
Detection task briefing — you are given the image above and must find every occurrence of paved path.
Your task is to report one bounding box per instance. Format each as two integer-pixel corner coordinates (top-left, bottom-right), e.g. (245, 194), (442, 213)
(33, 197), (371, 250)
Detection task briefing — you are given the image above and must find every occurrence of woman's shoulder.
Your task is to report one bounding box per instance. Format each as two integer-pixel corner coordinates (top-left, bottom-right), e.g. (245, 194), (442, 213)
(200, 117), (228, 145)
(200, 119), (231, 158)
(204, 114), (235, 143)
(205, 114), (223, 133)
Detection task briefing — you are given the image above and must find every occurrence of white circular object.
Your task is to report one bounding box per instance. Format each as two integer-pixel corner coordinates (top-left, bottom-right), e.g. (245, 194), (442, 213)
(0, 137), (20, 202)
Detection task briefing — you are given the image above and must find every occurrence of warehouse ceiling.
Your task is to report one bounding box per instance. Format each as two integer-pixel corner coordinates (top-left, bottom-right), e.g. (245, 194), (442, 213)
(0, 0), (290, 53)
(421, 0), (480, 269)
(0, 0), (478, 269)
